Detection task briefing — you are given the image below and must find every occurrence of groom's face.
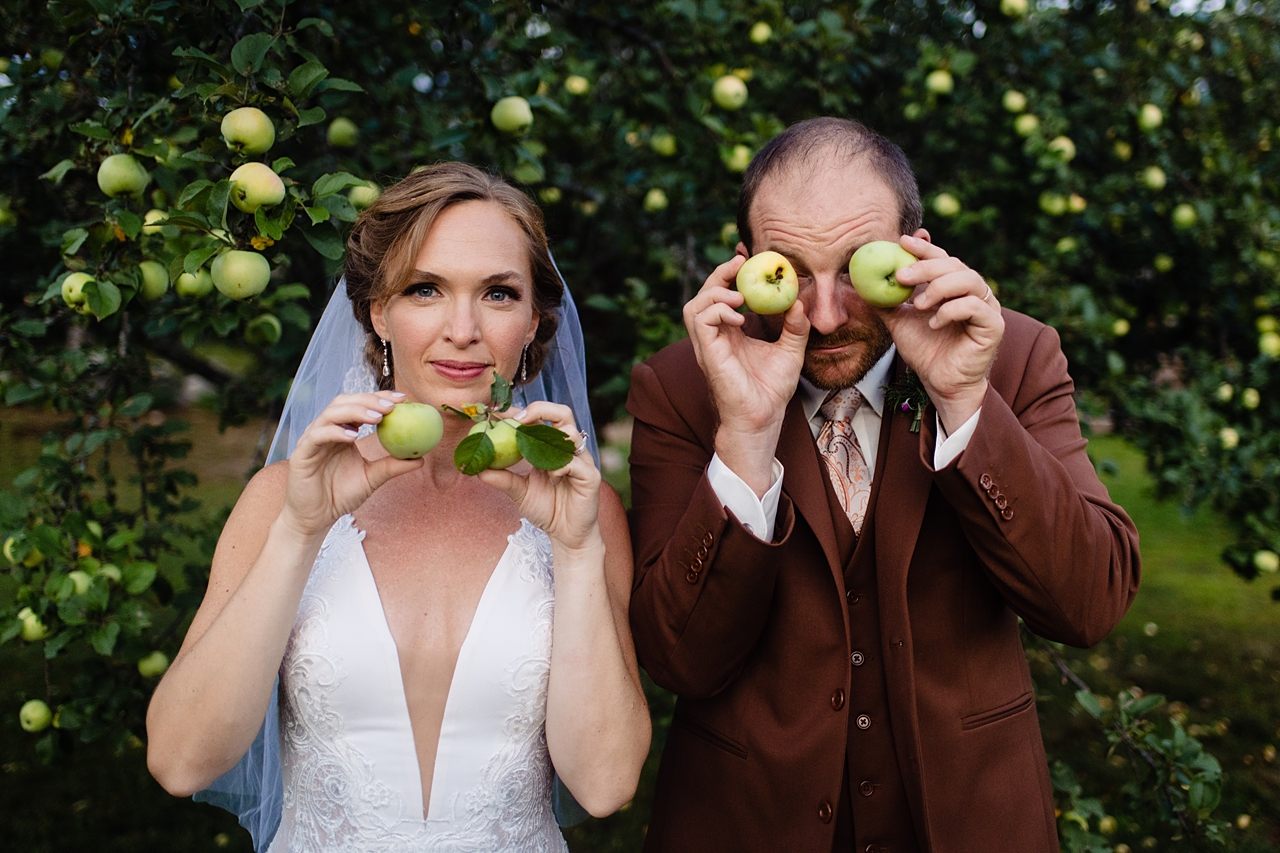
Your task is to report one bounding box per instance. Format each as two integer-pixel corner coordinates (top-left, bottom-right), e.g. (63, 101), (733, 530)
(744, 160), (898, 391)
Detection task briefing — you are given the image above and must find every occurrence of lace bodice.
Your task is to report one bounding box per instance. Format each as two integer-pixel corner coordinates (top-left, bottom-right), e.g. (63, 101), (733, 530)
(266, 515), (568, 853)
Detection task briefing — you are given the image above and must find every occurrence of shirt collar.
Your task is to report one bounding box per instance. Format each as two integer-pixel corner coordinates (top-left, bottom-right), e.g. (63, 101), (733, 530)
(798, 344), (896, 425)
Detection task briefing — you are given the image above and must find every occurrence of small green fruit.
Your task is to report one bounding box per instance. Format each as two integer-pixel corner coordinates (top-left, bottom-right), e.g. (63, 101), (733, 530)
(736, 251), (799, 315)
(643, 188), (669, 212)
(1068, 194), (1087, 213)
(932, 193), (961, 218)
(1171, 203), (1197, 229)
(925, 69), (954, 95)
(97, 154), (150, 199)
(1047, 136), (1076, 162)
(848, 241), (919, 308)
(68, 571), (92, 595)
(563, 75), (590, 96)
(245, 313), (283, 346)
(142, 209), (167, 235)
(1260, 331), (1280, 358)
(1112, 318), (1130, 337)
(723, 144), (752, 173)
(469, 419), (524, 469)
(348, 182), (381, 209)
(1220, 427), (1240, 450)
(490, 97), (533, 135)
(1253, 549), (1280, 573)
(1137, 103), (1163, 132)
(1113, 140), (1133, 161)
(1141, 165), (1167, 190)
(175, 269), (214, 298)
(61, 272), (94, 313)
(749, 22), (773, 43)
(377, 402), (444, 459)
(1242, 388), (1261, 409)
(220, 107), (275, 155)
(1153, 254), (1174, 273)
(211, 251), (271, 300)
(18, 608), (50, 643)
(20, 699), (53, 732)
(99, 564), (122, 583)
(1002, 90), (1027, 113)
(712, 75), (748, 110)
(1014, 114), (1039, 137)
(229, 162), (285, 214)
(326, 116), (360, 147)
(1038, 192), (1067, 216)
(138, 261), (170, 300)
(650, 131), (677, 157)
(1000, 0), (1028, 16)
(137, 651), (170, 678)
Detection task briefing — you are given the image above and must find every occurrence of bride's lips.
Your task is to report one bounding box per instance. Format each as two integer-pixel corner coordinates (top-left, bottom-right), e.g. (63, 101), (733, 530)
(431, 360), (491, 381)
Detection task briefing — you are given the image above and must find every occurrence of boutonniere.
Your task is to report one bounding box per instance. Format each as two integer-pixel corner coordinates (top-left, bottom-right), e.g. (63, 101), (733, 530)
(883, 368), (930, 434)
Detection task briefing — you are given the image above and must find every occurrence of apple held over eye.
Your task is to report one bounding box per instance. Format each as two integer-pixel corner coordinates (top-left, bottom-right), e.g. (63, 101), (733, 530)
(20, 699), (53, 733)
(229, 162), (285, 213)
(736, 251), (798, 315)
(211, 250), (271, 300)
(490, 97), (533, 135)
(97, 153), (150, 199)
(848, 241), (918, 308)
(221, 107), (275, 154)
(468, 419), (523, 469)
(138, 260), (169, 300)
(377, 402), (444, 459)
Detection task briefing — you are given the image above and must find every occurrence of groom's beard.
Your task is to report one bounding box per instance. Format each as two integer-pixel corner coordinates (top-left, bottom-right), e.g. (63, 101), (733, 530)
(802, 320), (893, 391)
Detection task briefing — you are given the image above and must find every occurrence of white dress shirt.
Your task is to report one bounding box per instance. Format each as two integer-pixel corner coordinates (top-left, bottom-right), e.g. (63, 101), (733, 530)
(706, 346), (981, 541)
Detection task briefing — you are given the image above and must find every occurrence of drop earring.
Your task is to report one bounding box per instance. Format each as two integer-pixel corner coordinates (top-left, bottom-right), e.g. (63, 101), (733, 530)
(381, 339), (390, 378)
(519, 344), (529, 383)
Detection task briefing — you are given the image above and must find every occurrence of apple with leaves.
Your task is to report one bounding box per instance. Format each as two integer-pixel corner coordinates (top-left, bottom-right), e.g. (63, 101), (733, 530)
(468, 419), (524, 469)
(229, 162), (285, 213)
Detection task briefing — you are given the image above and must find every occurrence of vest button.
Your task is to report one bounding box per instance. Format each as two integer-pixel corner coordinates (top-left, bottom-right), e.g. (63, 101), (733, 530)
(859, 780), (875, 797)
(846, 590), (860, 604)
(817, 800), (833, 823)
(865, 845), (880, 853)
(830, 689), (845, 710)
(856, 714), (872, 730)
(851, 651), (865, 666)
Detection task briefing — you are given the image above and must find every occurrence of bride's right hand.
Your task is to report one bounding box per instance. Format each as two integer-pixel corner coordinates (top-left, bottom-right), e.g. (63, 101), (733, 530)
(278, 391), (425, 537)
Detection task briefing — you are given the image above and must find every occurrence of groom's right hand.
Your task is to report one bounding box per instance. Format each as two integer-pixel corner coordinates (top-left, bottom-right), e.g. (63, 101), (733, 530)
(684, 254), (809, 497)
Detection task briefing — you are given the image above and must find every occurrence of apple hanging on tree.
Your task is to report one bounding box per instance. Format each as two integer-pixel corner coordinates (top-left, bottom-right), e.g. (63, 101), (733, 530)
(848, 241), (919, 308)
(211, 250), (271, 300)
(97, 153), (150, 199)
(490, 97), (533, 135)
(229, 162), (285, 213)
(221, 107), (275, 154)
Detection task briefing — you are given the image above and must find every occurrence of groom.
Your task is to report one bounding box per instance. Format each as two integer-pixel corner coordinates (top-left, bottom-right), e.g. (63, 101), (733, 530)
(625, 117), (1140, 852)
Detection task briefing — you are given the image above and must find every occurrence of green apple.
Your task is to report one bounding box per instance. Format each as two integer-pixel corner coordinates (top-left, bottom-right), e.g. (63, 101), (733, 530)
(848, 241), (918, 308)
(468, 419), (523, 469)
(327, 116), (360, 147)
(220, 107), (275, 154)
(1038, 192), (1067, 216)
(720, 222), (739, 245)
(67, 571), (92, 595)
(1153, 253), (1174, 273)
(211, 251), (271, 300)
(925, 69), (954, 95)
(1055, 236), (1078, 254)
(1217, 383), (1234, 402)
(1112, 318), (1130, 336)
(142, 209), (167, 235)
(643, 188), (668, 212)
(650, 131), (677, 157)
(348, 182), (381, 209)
(1002, 90), (1027, 113)
(1171, 203), (1197, 229)
(137, 651), (170, 678)
(98, 563), (122, 583)
(1219, 427), (1239, 450)
(1260, 331), (1280, 357)
(1137, 103), (1163, 131)
(1047, 135), (1076, 162)
(1254, 549), (1280, 573)
(40, 48), (64, 69)
(1242, 387), (1261, 409)
(712, 75), (748, 110)
(932, 193), (961, 217)
(17, 607), (50, 642)
(175, 269), (214, 298)
(1258, 316), (1277, 333)
(61, 272), (94, 313)
(723, 144), (752, 173)
(1014, 114), (1039, 136)
(538, 187), (562, 204)
(902, 103), (922, 121)
(490, 97), (533, 135)
(749, 21), (773, 43)
(5, 538), (43, 567)
(229, 162), (285, 214)
(20, 699), (52, 733)
(736, 251), (798, 315)
(1068, 193), (1087, 213)
(1141, 165), (1167, 190)
(1113, 140), (1133, 161)
(245, 313), (283, 345)
(1000, 0), (1028, 16)
(377, 402), (444, 459)
(563, 75), (590, 96)
(97, 153), (150, 199)
(138, 260), (169, 300)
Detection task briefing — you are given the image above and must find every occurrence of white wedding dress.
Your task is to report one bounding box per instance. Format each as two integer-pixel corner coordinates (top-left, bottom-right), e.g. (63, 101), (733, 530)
(265, 514), (569, 853)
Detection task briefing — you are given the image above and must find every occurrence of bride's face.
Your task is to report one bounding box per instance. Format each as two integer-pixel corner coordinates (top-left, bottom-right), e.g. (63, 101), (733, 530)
(370, 200), (538, 411)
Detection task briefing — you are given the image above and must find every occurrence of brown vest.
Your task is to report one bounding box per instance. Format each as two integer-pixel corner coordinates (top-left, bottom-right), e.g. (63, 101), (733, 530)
(827, 413), (920, 853)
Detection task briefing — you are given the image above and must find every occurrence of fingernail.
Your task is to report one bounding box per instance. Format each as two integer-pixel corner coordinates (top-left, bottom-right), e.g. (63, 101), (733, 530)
(345, 429), (359, 438)
(377, 397), (396, 408)
(366, 409), (384, 420)
(389, 391), (406, 398)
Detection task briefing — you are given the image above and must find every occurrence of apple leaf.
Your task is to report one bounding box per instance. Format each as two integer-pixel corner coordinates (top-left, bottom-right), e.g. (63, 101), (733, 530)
(84, 279), (122, 320)
(317, 77), (365, 93)
(178, 179), (214, 209)
(288, 60), (329, 100)
(515, 424), (575, 471)
(489, 371), (513, 411)
(231, 32), (275, 76)
(1075, 689), (1104, 719)
(303, 205), (330, 225)
(40, 159), (76, 185)
(296, 17), (334, 37)
(454, 432), (495, 476)
(301, 224), (344, 259)
(312, 171), (367, 198)
(207, 178), (231, 229)
(172, 46), (235, 81)
(69, 122), (113, 140)
(123, 561), (157, 595)
(90, 622), (120, 656)
(184, 245), (219, 275)
(61, 227), (89, 257)
(296, 106), (326, 128)
(115, 210), (143, 241)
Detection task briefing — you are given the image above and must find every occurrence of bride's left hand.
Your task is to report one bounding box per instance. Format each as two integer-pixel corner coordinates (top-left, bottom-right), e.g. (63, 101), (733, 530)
(476, 401), (602, 553)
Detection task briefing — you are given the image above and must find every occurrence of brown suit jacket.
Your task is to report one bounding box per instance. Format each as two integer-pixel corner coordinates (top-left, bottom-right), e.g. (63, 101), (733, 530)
(625, 309), (1141, 852)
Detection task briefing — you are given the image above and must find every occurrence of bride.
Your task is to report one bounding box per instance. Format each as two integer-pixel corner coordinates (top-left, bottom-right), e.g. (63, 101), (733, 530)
(145, 162), (651, 851)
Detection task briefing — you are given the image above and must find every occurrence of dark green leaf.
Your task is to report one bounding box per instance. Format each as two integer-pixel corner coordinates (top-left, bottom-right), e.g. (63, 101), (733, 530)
(178, 179), (215, 208)
(297, 106), (326, 128)
(297, 17), (334, 37)
(454, 432), (495, 476)
(288, 60), (328, 99)
(89, 622), (120, 656)
(11, 319), (47, 337)
(45, 631), (73, 659)
(208, 179), (231, 229)
(317, 77), (364, 93)
(172, 46), (234, 80)
(230, 32), (275, 76)
(312, 171), (366, 198)
(235, 0), (264, 10)
(5, 384), (44, 405)
(1075, 690), (1104, 719)
(40, 159), (76, 184)
(61, 228), (89, 256)
(69, 122), (112, 140)
(117, 392), (154, 418)
(271, 157), (297, 173)
(116, 210), (143, 241)
(301, 225), (344, 259)
(123, 561), (157, 595)
(303, 205), (331, 225)
(84, 280), (122, 320)
(490, 372), (513, 410)
(516, 424), (576, 471)
(430, 129), (470, 149)
(184, 246), (220, 275)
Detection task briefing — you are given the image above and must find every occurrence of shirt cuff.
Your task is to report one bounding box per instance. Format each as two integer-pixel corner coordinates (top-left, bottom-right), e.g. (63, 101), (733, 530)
(934, 408), (981, 470)
(707, 454), (785, 542)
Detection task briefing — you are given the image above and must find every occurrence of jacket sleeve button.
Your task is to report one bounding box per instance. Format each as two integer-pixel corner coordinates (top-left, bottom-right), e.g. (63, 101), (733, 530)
(979, 473), (993, 489)
(685, 570), (699, 584)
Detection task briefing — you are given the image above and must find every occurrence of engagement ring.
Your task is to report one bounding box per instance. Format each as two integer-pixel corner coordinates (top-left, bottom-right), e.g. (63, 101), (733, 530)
(572, 430), (590, 455)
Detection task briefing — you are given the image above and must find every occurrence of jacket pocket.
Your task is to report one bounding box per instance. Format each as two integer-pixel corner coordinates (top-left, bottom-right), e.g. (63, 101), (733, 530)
(672, 714), (749, 759)
(960, 690), (1035, 731)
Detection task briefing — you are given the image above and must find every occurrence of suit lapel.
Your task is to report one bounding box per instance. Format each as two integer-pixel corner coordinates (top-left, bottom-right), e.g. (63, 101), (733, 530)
(776, 396), (842, 583)
(873, 359), (933, 597)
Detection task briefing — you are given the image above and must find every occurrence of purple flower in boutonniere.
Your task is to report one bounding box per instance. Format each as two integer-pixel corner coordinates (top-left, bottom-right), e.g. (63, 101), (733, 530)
(883, 369), (930, 434)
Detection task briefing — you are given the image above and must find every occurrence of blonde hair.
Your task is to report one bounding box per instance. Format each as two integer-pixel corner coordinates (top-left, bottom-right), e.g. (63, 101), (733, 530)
(343, 162), (563, 389)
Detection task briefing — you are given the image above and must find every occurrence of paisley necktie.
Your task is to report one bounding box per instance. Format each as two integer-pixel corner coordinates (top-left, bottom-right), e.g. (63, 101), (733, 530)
(817, 387), (873, 534)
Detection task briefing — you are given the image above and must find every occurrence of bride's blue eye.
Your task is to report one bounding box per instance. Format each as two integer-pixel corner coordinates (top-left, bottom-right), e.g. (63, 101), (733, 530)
(404, 282), (438, 298)
(487, 286), (520, 303)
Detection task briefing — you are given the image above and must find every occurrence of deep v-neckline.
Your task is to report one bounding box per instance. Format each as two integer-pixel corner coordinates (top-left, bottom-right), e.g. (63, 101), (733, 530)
(348, 516), (524, 821)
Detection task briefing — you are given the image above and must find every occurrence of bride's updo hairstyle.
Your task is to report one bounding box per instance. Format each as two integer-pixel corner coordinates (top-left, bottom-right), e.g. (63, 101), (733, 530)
(344, 162), (564, 391)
